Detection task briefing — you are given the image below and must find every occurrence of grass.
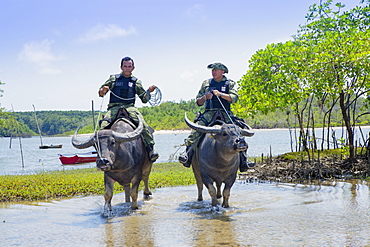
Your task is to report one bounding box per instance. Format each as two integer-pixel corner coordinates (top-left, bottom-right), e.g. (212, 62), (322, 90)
(278, 147), (368, 161)
(0, 162), (196, 202)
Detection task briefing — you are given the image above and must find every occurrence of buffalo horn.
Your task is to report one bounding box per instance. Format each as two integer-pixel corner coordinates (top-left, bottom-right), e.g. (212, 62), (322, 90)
(240, 123), (255, 137)
(71, 127), (95, 149)
(112, 116), (144, 142)
(240, 128), (255, 137)
(184, 113), (222, 134)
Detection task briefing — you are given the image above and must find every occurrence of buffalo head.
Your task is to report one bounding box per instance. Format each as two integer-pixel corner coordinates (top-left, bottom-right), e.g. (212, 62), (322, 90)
(184, 113), (254, 152)
(72, 118), (143, 171)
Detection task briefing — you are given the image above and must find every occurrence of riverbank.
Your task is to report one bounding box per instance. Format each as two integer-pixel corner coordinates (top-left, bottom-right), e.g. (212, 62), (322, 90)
(154, 129), (191, 135)
(0, 162), (195, 202)
(242, 151), (370, 182)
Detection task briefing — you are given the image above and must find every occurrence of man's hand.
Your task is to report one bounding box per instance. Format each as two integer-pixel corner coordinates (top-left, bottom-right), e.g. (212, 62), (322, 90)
(211, 89), (222, 97)
(205, 91), (213, 99)
(148, 85), (156, 92)
(99, 86), (109, 97)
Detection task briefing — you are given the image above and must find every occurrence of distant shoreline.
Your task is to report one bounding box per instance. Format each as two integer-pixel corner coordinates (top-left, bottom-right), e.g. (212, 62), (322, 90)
(155, 125), (370, 134)
(154, 130), (191, 135)
(72, 125), (370, 137)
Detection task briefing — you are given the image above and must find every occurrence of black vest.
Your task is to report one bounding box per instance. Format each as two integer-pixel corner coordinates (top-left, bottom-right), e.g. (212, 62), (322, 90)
(109, 75), (137, 104)
(206, 79), (231, 111)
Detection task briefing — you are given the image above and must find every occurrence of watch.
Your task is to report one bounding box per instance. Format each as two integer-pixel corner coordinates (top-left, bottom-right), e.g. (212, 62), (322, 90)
(220, 93), (223, 97)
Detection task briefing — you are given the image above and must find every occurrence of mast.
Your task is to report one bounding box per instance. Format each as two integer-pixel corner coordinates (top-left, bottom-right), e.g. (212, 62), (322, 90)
(32, 104), (43, 146)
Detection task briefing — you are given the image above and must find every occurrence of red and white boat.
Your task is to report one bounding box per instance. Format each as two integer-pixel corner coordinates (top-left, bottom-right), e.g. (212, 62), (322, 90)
(59, 151), (98, 165)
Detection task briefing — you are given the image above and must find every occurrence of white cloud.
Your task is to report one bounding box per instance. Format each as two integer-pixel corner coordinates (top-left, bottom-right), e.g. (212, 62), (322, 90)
(77, 24), (136, 43)
(18, 39), (64, 75)
(184, 4), (207, 21)
(180, 70), (199, 82)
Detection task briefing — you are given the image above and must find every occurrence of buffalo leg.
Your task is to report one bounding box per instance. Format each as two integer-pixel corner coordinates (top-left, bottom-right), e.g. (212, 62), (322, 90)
(205, 183), (219, 206)
(222, 185), (232, 208)
(124, 185), (130, 202)
(142, 162), (153, 199)
(104, 174), (115, 215)
(196, 179), (204, 201)
(192, 163), (203, 201)
(130, 177), (141, 210)
(216, 182), (222, 199)
(142, 178), (152, 199)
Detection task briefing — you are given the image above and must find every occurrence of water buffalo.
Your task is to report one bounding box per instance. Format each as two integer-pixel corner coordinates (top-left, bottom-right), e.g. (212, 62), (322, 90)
(184, 113), (254, 208)
(71, 117), (152, 213)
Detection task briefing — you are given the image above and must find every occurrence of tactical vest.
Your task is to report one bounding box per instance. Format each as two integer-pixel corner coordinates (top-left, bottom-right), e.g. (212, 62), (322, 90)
(109, 74), (137, 105)
(205, 78), (231, 111)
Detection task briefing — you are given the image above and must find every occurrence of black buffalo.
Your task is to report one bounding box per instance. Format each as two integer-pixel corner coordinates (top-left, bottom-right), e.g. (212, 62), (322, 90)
(72, 118), (152, 213)
(184, 113), (254, 207)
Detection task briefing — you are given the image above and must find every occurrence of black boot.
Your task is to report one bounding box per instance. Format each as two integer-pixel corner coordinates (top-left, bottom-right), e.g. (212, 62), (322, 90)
(179, 145), (194, 168)
(146, 145), (159, 162)
(239, 151), (255, 172)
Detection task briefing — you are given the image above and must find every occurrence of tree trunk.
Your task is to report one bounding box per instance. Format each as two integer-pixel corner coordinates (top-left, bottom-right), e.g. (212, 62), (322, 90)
(339, 92), (355, 161)
(295, 103), (308, 151)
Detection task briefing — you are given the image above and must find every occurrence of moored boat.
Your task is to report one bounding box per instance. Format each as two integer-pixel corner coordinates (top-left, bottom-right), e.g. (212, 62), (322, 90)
(40, 144), (63, 149)
(33, 104), (63, 149)
(59, 151), (98, 165)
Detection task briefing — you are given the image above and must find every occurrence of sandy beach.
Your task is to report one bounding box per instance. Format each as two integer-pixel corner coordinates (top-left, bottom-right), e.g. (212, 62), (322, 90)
(153, 129), (190, 135)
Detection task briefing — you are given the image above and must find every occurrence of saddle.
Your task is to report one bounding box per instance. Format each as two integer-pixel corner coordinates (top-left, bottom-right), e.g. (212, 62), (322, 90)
(195, 109), (250, 147)
(101, 107), (137, 129)
(101, 107), (155, 134)
(196, 109), (250, 129)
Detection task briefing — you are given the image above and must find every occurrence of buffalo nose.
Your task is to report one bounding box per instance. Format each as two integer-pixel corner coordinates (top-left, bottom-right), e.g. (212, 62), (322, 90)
(234, 137), (247, 150)
(236, 137), (246, 145)
(96, 158), (110, 168)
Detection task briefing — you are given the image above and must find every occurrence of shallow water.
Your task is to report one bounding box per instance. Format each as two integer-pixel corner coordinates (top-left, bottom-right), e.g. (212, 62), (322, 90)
(2, 180), (370, 246)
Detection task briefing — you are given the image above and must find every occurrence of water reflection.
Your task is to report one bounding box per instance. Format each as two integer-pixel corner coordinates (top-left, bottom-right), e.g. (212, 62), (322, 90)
(103, 208), (156, 247)
(2, 180), (370, 246)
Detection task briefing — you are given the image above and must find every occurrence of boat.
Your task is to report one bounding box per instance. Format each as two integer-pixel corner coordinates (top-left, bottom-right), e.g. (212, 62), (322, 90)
(59, 151), (98, 165)
(32, 104), (62, 149)
(40, 144), (63, 149)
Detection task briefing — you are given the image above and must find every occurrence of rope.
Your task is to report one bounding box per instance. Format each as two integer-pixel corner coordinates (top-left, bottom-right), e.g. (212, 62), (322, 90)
(93, 96), (105, 158)
(107, 87), (162, 106)
(213, 94), (241, 136)
(94, 86), (162, 157)
(148, 87), (162, 106)
(108, 90), (145, 102)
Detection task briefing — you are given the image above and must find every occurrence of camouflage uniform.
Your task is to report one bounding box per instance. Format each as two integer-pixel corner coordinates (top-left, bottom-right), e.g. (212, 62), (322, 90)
(185, 75), (239, 146)
(99, 74), (155, 147)
(180, 62), (254, 172)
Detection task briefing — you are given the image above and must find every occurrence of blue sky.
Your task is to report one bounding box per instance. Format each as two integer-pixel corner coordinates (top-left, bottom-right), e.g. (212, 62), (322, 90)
(0, 0), (359, 111)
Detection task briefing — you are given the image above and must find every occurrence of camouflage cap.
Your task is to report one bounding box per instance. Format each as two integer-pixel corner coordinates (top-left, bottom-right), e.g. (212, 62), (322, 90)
(207, 62), (228, 73)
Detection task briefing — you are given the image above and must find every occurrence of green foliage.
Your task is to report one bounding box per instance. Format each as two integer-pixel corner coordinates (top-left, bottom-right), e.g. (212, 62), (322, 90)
(278, 147), (367, 161)
(1, 97), (369, 137)
(140, 100), (198, 130)
(0, 81), (3, 98)
(12, 110), (99, 136)
(236, 0), (370, 156)
(0, 163), (195, 202)
(3, 100), (200, 137)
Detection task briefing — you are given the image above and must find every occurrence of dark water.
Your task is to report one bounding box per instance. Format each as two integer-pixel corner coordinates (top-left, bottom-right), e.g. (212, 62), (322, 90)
(2, 180), (370, 246)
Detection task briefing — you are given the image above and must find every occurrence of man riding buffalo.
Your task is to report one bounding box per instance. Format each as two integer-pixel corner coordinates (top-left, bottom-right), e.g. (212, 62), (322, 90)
(178, 62), (254, 172)
(98, 56), (159, 162)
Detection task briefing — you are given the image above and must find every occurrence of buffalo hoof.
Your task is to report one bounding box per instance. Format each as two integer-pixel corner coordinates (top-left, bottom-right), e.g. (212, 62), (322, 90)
(102, 209), (113, 217)
(143, 194), (152, 200)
